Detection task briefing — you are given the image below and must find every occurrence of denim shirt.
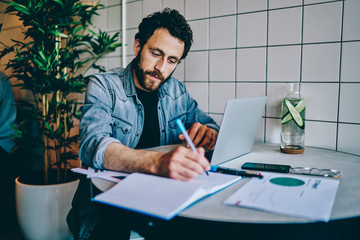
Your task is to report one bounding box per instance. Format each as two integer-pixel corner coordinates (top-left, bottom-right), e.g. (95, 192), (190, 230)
(79, 61), (220, 169)
(68, 62), (219, 239)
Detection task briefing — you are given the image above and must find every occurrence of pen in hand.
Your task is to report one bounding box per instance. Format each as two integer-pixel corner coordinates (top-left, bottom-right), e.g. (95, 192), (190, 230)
(175, 119), (209, 176)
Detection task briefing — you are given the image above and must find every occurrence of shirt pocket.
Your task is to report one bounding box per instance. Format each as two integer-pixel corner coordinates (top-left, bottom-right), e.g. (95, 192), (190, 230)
(111, 116), (132, 138)
(168, 113), (186, 131)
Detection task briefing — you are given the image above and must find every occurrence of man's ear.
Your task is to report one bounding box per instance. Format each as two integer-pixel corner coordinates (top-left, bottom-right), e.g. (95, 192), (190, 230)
(134, 39), (141, 56)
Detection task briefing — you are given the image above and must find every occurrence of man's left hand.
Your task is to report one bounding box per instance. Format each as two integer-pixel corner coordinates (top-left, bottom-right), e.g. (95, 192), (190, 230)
(179, 122), (218, 151)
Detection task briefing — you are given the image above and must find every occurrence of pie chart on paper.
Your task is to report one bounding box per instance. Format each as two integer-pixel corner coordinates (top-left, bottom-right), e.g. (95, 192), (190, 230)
(269, 177), (305, 187)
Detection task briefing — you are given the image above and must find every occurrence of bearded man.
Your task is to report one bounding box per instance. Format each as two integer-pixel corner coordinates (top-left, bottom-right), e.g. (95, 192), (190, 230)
(68, 8), (219, 240)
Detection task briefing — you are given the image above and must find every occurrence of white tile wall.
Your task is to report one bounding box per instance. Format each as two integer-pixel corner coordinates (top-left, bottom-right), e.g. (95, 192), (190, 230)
(108, 5), (121, 31)
(185, 82), (209, 112)
(265, 118), (281, 144)
(343, 0), (360, 41)
(142, 0), (162, 17)
(185, 0), (208, 20)
(236, 48), (266, 81)
(269, 0), (302, 9)
(107, 0), (121, 6)
(302, 43), (340, 82)
(173, 61), (184, 82)
(125, 29), (137, 57)
(237, 0), (267, 13)
(237, 12), (267, 47)
(4, 0), (358, 155)
(210, 16), (236, 49)
(304, 0), (336, 4)
(267, 45), (301, 81)
(341, 42), (360, 82)
(266, 83), (289, 117)
(339, 83), (360, 123)
(163, 0), (184, 15)
(210, 0), (236, 17)
(268, 7), (302, 45)
(189, 20), (209, 51)
(303, 2), (342, 43)
(209, 50), (235, 82)
(305, 121), (337, 150)
(302, 83), (338, 121)
(338, 123), (360, 156)
(107, 57), (122, 70)
(236, 83), (266, 99)
(92, 8), (108, 31)
(209, 83), (235, 113)
(126, 1), (142, 29)
(185, 51), (209, 82)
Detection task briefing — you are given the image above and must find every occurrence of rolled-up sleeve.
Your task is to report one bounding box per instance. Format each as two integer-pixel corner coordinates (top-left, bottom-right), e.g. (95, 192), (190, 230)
(79, 75), (119, 169)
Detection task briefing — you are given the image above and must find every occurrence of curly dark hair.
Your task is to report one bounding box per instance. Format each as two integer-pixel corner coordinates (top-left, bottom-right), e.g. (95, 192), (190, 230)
(135, 8), (193, 60)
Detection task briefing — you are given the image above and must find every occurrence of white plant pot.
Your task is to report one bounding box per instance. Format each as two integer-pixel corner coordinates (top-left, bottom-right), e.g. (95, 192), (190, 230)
(15, 176), (79, 240)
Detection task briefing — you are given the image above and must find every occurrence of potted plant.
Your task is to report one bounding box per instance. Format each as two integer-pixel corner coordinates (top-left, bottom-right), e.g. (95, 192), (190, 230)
(0, 0), (121, 239)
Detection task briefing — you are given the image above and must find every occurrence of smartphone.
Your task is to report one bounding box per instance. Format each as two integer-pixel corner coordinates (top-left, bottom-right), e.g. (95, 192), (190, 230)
(241, 162), (291, 173)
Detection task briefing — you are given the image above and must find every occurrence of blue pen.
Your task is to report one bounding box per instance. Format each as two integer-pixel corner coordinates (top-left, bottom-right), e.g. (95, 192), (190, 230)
(175, 119), (209, 176)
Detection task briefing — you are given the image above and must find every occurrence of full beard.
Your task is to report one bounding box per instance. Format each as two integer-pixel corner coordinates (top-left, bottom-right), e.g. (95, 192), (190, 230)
(133, 53), (174, 92)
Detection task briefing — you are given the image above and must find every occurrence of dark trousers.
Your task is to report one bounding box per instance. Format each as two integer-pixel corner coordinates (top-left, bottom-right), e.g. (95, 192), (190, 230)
(67, 176), (131, 240)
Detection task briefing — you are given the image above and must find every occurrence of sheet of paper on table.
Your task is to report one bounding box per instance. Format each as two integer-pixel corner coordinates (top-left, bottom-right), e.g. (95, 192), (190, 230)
(224, 172), (340, 222)
(71, 167), (129, 183)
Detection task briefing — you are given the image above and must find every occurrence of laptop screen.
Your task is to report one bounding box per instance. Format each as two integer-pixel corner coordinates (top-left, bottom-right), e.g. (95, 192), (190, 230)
(210, 97), (267, 166)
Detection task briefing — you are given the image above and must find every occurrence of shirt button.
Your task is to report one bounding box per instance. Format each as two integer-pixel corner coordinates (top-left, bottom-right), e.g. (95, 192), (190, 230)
(162, 129), (165, 133)
(136, 134), (139, 137)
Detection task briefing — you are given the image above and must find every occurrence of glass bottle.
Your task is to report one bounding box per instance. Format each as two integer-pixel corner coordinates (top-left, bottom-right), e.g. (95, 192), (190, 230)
(280, 83), (305, 154)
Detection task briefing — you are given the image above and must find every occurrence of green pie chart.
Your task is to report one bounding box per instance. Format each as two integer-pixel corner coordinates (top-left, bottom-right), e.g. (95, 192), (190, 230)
(270, 177), (305, 187)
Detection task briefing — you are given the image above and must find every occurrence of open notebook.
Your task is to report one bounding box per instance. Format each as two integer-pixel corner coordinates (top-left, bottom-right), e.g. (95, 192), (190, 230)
(93, 171), (241, 220)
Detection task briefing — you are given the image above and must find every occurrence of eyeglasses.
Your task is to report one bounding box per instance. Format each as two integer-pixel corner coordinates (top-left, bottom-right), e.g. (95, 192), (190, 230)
(290, 167), (342, 178)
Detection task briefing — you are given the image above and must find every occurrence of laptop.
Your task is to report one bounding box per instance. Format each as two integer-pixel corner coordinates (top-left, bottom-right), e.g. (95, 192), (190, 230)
(209, 97), (267, 166)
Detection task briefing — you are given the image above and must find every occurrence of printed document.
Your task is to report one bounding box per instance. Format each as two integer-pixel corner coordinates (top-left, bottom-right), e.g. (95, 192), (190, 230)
(93, 172), (242, 220)
(224, 172), (339, 222)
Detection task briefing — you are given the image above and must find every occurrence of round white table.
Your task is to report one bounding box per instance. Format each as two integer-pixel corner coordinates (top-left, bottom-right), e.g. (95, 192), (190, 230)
(93, 143), (360, 239)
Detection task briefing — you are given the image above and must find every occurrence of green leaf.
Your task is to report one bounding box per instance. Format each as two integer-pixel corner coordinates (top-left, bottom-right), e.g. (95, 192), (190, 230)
(53, 0), (65, 8)
(50, 30), (69, 38)
(38, 50), (47, 62)
(44, 121), (54, 134)
(7, 2), (31, 15)
(54, 122), (63, 136)
(33, 58), (45, 68)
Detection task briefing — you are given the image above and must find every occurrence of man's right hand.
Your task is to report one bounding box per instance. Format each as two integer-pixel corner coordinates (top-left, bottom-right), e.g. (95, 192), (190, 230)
(156, 146), (210, 181)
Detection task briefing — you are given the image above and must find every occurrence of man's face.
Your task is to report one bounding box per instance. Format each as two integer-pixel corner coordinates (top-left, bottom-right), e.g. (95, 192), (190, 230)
(133, 28), (185, 92)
